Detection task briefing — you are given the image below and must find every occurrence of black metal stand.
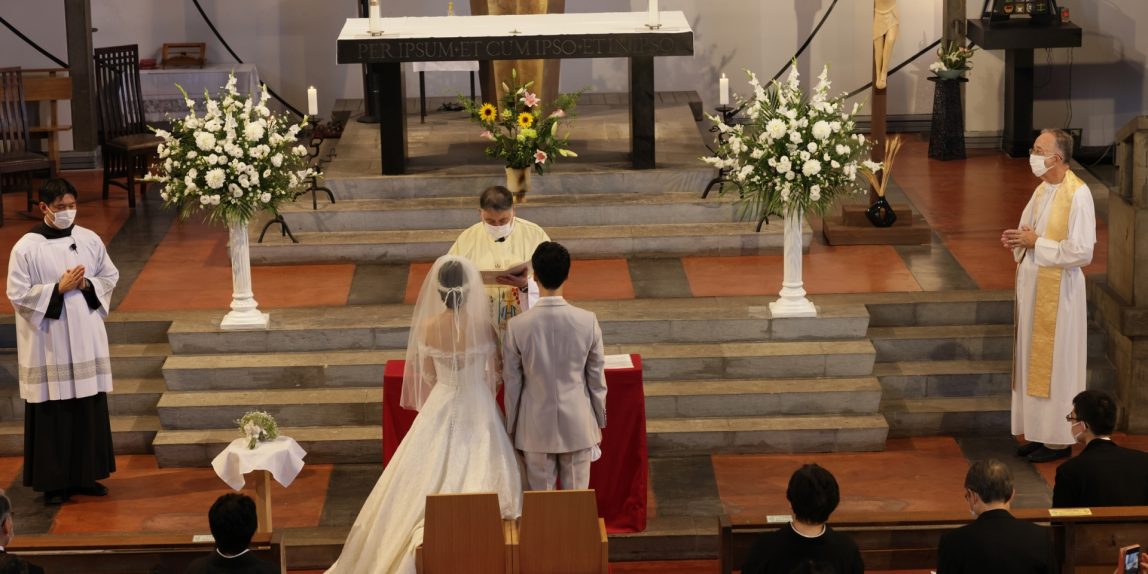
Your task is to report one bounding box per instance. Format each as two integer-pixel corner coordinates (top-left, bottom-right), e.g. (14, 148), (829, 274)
(258, 120), (336, 244)
(928, 76), (968, 161)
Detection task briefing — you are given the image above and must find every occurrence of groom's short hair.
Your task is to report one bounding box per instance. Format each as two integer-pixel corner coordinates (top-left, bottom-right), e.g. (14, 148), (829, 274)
(532, 241), (570, 290)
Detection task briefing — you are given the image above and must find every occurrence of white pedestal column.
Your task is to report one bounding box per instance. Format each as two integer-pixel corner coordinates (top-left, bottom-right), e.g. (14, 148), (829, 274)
(221, 220), (270, 330)
(768, 210), (817, 318)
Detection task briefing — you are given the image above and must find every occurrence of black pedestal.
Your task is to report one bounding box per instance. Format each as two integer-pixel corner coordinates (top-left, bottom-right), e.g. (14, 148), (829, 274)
(928, 77), (967, 161)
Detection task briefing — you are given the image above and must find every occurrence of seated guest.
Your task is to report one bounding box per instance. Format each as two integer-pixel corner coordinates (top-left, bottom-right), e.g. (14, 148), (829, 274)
(741, 464), (863, 574)
(185, 493), (277, 574)
(1054, 389), (1148, 508)
(0, 494), (44, 574)
(937, 459), (1055, 574)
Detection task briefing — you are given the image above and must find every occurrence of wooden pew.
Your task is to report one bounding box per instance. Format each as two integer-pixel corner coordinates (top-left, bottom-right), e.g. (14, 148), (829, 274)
(720, 507), (1148, 574)
(6, 531), (285, 574)
(14, 68), (72, 171)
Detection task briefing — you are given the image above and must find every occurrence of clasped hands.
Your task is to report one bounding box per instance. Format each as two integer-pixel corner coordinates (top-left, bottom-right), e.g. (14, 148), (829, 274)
(57, 265), (88, 294)
(1001, 225), (1038, 250)
(495, 269), (529, 290)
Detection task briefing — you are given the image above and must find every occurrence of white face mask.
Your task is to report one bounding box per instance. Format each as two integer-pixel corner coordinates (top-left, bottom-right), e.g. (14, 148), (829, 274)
(484, 219), (514, 241)
(50, 207), (76, 229)
(1072, 421), (1087, 443)
(1029, 154), (1053, 178)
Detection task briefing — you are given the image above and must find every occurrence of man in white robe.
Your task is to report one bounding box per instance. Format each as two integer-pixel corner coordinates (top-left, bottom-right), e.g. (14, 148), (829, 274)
(1003, 128), (1096, 463)
(448, 186), (550, 335)
(6, 179), (119, 504)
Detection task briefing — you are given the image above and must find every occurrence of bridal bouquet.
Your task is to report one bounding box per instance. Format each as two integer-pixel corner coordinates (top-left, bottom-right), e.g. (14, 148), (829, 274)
(148, 75), (315, 224)
(460, 68), (584, 174)
(702, 64), (878, 221)
(237, 410), (279, 450)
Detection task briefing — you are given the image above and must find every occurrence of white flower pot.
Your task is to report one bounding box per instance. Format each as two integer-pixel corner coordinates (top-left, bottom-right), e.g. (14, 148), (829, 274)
(769, 210), (817, 318)
(220, 220), (270, 330)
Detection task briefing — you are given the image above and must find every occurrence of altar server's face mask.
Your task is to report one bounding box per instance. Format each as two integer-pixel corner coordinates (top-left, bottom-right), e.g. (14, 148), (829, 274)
(481, 208), (515, 241)
(42, 196), (78, 229)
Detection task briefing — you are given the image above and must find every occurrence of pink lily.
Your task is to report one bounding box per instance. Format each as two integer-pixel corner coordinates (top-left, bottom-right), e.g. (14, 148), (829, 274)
(534, 149), (548, 164)
(548, 108), (566, 119)
(522, 91), (540, 108)
(480, 130), (495, 141)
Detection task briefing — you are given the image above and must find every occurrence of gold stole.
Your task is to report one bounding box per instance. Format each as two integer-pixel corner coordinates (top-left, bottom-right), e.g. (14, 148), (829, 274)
(1024, 169), (1083, 398)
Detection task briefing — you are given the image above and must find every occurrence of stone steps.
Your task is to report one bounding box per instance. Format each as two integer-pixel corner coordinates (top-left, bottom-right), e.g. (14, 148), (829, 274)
(644, 377), (881, 418)
(874, 360), (1012, 399)
(0, 377), (166, 421)
(0, 415), (159, 455)
(157, 388), (382, 430)
(164, 301), (869, 354)
(0, 317), (172, 348)
(0, 343), (171, 383)
(152, 425), (382, 467)
(882, 395), (1011, 437)
(645, 413), (888, 455)
(620, 340), (875, 381)
(249, 221), (799, 264)
(867, 324), (1014, 362)
(864, 294), (1014, 327)
(323, 165), (717, 199)
(275, 192), (741, 232)
(161, 350), (403, 391)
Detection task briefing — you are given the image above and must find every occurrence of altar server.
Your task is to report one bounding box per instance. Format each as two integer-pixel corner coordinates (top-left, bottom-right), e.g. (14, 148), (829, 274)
(449, 185), (549, 333)
(7, 178), (119, 505)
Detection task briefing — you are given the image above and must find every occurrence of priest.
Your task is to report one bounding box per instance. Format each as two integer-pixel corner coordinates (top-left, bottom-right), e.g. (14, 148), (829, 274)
(6, 179), (120, 505)
(449, 186), (550, 334)
(1002, 129), (1096, 464)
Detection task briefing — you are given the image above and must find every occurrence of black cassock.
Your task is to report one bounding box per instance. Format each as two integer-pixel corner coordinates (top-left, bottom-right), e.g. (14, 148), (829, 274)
(24, 392), (116, 493)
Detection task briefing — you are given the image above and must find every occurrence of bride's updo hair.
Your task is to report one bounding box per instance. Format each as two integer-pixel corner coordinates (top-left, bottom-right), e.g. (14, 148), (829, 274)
(437, 260), (467, 310)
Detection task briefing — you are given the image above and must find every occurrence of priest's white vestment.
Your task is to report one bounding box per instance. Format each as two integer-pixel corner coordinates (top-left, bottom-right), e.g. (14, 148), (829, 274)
(448, 217), (550, 333)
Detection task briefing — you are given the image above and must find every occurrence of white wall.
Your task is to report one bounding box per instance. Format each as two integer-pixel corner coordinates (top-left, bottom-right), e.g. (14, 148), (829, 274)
(1, 0), (1143, 149)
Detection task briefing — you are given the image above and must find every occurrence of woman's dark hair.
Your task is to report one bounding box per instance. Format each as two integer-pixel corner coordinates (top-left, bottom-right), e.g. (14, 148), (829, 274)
(786, 464), (840, 524)
(438, 259), (467, 309)
(39, 178), (77, 205)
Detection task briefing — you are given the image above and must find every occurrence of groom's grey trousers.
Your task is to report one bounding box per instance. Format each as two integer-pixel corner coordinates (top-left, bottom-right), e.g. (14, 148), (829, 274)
(523, 449), (592, 490)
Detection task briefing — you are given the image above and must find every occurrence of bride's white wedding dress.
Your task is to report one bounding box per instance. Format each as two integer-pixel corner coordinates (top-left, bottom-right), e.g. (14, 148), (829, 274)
(325, 341), (523, 574)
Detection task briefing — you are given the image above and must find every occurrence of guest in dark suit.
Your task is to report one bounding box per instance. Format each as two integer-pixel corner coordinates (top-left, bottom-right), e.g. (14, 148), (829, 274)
(0, 493), (45, 574)
(937, 459), (1055, 574)
(741, 464), (863, 574)
(184, 493), (278, 574)
(1054, 389), (1148, 508)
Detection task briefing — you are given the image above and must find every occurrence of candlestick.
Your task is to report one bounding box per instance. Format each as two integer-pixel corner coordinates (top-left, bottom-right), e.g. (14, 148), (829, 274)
(719, 73), (729, 106)
(646, 0), (660, 29)
(307, 86), (318, 117)
(368, 0), (382, 35)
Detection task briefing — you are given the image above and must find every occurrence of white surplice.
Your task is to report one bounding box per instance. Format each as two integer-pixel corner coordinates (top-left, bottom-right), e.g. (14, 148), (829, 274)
(448, 217), (550, 333)
(1010, 181), (1096, 445)
(6, 226), (119, 403)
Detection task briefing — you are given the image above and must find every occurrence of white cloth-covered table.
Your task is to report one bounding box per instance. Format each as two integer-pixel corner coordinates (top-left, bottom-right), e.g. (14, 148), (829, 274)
(212, 436), (307, 491)
(337, 11), (692, 39)
(140, 63), (261, 123)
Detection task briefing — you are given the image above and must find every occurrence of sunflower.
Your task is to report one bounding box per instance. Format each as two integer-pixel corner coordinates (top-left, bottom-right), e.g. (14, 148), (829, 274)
(478, 103), (498, 122)
(517, 112), (535, 129)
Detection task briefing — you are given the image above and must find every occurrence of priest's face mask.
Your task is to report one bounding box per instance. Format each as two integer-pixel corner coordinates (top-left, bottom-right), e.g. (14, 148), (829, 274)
(1028, 134), (1062, 178)
(40, 194), (78, 229)
(480, 207), (515, 240)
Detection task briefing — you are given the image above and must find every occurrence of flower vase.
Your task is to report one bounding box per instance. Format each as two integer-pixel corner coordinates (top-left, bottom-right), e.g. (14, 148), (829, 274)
(865, 196), (898, 227)
(768, 210), (817, 318)
(936, 68), (967, 80)
(220, 220), (270, 330)
(505, 166), (531, 204)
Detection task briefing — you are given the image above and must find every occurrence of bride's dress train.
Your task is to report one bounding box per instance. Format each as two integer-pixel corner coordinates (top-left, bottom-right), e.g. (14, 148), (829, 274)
(325, 342), (522, 574)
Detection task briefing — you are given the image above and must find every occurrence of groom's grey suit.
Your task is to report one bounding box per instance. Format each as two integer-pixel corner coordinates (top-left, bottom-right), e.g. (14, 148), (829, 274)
(504, 296), (607, 490)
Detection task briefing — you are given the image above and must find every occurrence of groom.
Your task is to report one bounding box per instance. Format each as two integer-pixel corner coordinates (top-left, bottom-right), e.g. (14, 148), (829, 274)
(503, 242), (607, 491)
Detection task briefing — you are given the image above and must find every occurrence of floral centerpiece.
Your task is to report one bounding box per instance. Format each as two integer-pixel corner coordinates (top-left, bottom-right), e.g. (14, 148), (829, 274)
(929, 41), (978, 79)
(460, 69), (583, 202)
(237, 410), (280, 450)
(148, 75), (314, 329)
(701, 64), (878, 317)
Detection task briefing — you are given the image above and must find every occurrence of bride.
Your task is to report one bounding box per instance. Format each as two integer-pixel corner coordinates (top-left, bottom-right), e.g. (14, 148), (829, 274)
(326, 255), (523, 574)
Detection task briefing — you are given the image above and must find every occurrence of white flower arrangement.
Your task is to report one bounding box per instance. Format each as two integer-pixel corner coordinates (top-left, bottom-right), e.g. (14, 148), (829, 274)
(148, 75), (315, 224)
(702, 64), (879, 220)
(236, 410), (279, 450)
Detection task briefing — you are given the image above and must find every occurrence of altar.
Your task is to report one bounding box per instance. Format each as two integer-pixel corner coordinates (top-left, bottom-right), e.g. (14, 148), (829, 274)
(336, 12), (694, 175)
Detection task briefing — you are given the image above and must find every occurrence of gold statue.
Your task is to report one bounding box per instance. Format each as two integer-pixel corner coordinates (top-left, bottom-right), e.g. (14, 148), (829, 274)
(873, 0), (899, 90)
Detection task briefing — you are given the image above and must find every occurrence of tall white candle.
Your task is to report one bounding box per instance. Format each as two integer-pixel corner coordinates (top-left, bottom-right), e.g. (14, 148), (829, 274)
(369, 0), (382, 34)
(307, 86), (318, 116)
(719, 73), (729, 106)
(647, 0), (660, 28)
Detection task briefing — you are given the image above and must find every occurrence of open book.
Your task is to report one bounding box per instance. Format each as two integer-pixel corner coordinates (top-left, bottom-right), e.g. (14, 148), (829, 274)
(480, 261), (530, 285)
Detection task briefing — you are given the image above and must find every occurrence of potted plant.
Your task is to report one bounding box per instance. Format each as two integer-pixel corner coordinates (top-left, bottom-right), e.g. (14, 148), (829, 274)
(149, 75), (314, 329)
(702, 64), (878, 317)
(461, 69), (583, 203)
(929, 41), (978, 80)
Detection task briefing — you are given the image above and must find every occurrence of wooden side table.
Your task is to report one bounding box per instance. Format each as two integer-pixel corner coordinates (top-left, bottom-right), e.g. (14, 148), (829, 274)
(211, 436), (307, 534)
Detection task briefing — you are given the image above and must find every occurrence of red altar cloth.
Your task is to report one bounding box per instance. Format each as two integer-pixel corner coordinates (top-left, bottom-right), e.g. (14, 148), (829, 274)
(381, 355), (648, 533)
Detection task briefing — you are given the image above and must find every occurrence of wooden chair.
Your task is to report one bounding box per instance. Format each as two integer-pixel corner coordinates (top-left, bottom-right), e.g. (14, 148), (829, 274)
(416, 492), (514, 574)
(0, 67), (56, 224)
(93, 44), (161, 208)
(518, 490), (608, 574)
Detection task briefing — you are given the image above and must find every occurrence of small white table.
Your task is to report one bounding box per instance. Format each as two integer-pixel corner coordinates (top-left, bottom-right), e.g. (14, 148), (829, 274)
(412, 61), (479, 123)
(211, 436), (307, 534)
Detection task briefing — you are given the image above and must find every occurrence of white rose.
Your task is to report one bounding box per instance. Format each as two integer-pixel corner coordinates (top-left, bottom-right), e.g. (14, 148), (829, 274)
(789, 131), (803, 144)
(802, 159), (822, 176)
(204, 119), (222, 132)
(785, 171), (795, 181)
(271, 154), (284, 168)
(187, 151), (198, 159)
(807, 142), (818, 153)
(210, 195), (221, 205)
(199, 195), (211, 205)
(195, 132), (216, 151)
(260, 192), (272, 203)
(776, 156), (792, 174)
(293, 145), (308, 157)
(205, 168), (226, 189)
(836, 144), (848, 155)
(812, 120), (832, 140)
(800, 151), (811, 161)
(750, 148), (764, 160)
(810, 186), (821, 201)
(831, 160), (841, 169)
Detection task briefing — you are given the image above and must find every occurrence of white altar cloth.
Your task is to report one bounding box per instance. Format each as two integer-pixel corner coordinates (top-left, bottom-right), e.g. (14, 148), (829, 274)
(212, 436), (307, 491)
(337, 11), (692, 42)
